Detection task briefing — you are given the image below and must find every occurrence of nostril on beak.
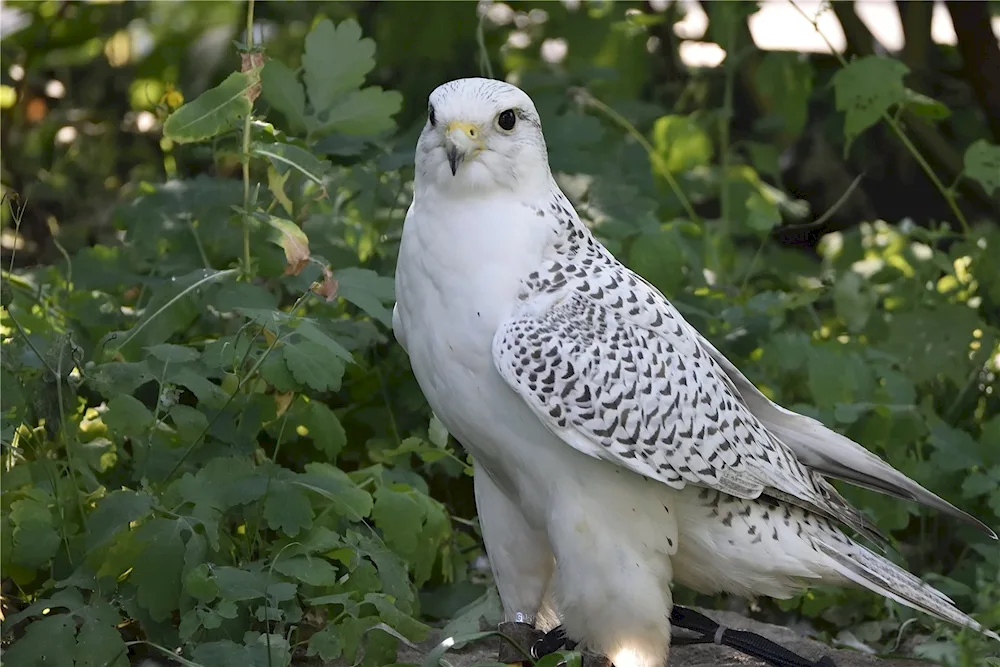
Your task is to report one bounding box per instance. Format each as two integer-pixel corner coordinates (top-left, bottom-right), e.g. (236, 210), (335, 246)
(467, 128), (476, 138)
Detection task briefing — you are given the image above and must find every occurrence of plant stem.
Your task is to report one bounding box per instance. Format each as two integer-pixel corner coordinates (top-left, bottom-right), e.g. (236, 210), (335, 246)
(241, 0), (256, 279)
(885, 120), (969, 233)
(788, 0), (970, 234)
(573, 88), (700, 224)
(717, 18), (738, 283)
(476, 10), (494, 79)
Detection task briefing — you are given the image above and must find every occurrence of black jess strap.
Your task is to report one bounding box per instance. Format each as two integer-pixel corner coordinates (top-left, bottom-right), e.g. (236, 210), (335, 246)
(669, 605), (838, 667)
(512, 605), (838, 667)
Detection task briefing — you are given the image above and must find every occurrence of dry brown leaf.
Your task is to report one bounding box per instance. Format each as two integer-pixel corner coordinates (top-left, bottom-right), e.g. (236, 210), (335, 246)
(266, 216), (310, 276)
(311, 266), (339, 302)
(274, 392), (295, 417)
(241, 51), (265, 103)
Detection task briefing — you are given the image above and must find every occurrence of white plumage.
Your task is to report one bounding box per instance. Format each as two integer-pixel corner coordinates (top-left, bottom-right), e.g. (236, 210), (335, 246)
(392, 78), (998, 666)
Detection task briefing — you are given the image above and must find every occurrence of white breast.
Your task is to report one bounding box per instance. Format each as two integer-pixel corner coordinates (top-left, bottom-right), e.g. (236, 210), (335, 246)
(393, 190), (561, 496)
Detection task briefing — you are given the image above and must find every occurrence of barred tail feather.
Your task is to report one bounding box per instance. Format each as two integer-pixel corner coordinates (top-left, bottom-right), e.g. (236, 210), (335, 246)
(812, 538), (1000, 642)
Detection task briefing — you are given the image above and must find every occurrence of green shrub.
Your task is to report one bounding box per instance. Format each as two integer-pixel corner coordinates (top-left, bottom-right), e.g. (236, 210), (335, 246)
(1, 3), (998, 666)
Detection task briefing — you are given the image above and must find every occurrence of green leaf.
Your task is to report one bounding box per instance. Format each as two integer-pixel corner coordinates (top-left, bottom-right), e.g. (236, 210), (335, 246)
(184, 562), (220, 604)
(428, 414), (449, 449)
(253, 142), (330, 188)
(807, 346), (856, 409)
(202, 334), (253, 371)
(364, 593), (431, 641)
(283, 341), (346, 392)
(308, 626), (344, 661)
(4, 614), (77, 667)
(193, 640), (255, 667)
(439, 587), (503, 643)
(238, 308), (354, 362)
(104, 394), (153, 439)
(963, 139), (1000, 196)
(75, 616), (129, 667)
(88, 361), (154, 397)
(264, 481), (314, 537)
(1, 370), (25, 416)
(303, 401), (347, 459)
(335, 267), (395, 327)
(145, 343), (200, 364)
(260, 60), (307, 132)
(902, 88), (950, 121)
(346, 531), (412, 607)
(651, 114), (713, 174)
(961, 469), (999, 499)
(3, 588), (87, 627)
(294, 525), (345, 555)
(163, 72), (253, 143)
(295, 463), (373, 521)
(832, 56), (909, 151)
(754, 52), (814, 137)
(292, 318), (355, 361)
(268, 166), (294, 215)
(172, 459), (269, 549)
(131, 518), (186, 621)
(746, 142), (781, 181)
(928, 424), (983, 473)
(87, 489), (154, 552)
(543, 112), (606, 174)
(832, 271), (875, 332)
(745, 191), (781, 234)
(9, 495), (61, 570)
(340, 615), (381, 664)
(260, 350), (298, 392)
(273, 555), (339, 586)
(213, 566), (297, 603)
(212, 282), (279, 312)
(116, 268), (233, 353)
(303, 19), (375, 111)
(310, 87), (403, 137)
(170, 404), (209, 442)
(245, 633), (292, 667)
(988, 488), (1000, 517)
(372, 485), (425, 557)
(883, 306), (981, 385)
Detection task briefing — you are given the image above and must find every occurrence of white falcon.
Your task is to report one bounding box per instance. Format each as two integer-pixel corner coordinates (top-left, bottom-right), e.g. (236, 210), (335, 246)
(392, 78), (998, 666)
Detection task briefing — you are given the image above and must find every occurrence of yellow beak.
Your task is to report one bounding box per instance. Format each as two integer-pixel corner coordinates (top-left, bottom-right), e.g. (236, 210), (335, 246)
(444, 121), (484, 175)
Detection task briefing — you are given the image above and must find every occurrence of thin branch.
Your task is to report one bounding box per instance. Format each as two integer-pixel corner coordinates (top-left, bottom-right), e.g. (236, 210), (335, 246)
(791, 0), (971, 234)
(572, 88), (700, 224)
(240, 0), (257, 278)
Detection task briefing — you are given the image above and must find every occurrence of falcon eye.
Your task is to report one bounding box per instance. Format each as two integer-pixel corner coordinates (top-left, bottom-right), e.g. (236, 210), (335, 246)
(428, 105), (436, 127)
(497, 109), (517, 131)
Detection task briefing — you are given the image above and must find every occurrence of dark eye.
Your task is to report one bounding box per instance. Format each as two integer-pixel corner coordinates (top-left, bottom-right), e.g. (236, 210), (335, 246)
(428, 105), (436, 127)
(497, 109), (516, 131)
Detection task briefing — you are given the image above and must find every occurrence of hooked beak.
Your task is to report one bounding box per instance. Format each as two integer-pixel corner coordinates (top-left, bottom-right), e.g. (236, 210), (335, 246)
(446, 145), (462, 176)
(444, 121), (483, 176)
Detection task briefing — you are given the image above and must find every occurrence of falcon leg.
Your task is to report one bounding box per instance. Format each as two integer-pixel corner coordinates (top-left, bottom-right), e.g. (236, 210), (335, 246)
(473, 467), (555, 624)
(547, 499), (675, 667)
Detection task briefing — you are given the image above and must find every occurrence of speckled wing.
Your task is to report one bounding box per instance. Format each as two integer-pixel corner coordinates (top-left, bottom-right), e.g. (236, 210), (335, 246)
(492, 251), (881, 543)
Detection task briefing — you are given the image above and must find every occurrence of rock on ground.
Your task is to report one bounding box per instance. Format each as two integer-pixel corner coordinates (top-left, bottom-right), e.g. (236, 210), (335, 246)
(396, 609), (932, 667)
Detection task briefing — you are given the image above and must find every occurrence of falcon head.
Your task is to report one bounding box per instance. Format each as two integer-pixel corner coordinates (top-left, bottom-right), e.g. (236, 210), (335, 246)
(416, 78), (550, 194)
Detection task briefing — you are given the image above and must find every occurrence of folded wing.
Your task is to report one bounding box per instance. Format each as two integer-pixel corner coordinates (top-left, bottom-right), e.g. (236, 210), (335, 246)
(493, 286), (883, 544)
(693, 331), (996, 539)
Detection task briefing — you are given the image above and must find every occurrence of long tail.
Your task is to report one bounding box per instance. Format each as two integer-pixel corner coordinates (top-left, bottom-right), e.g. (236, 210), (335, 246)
(812, 537), (999, 641)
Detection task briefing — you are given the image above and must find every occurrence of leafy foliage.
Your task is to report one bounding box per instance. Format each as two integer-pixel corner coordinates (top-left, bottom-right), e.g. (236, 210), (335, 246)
(2, 2), (999, 667)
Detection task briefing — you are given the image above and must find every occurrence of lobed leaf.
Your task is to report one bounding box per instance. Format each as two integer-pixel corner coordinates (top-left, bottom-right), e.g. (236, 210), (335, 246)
(832, 56), (908, 152)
